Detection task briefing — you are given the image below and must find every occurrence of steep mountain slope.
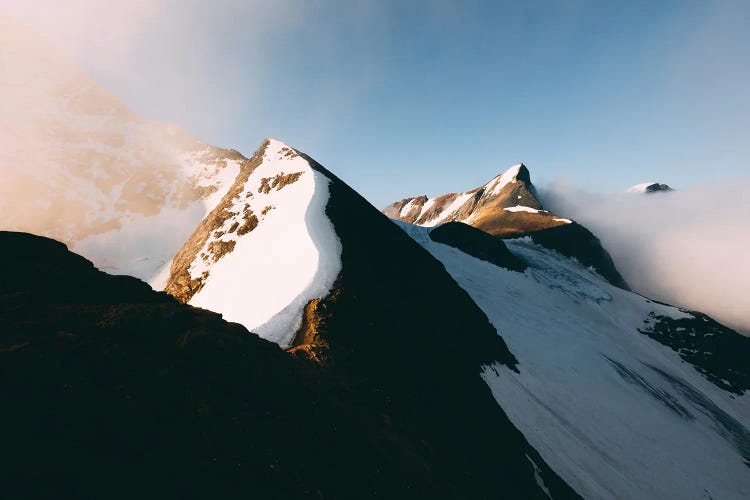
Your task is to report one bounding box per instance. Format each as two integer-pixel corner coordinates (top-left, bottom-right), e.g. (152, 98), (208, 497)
(162, 142), (579, 498)
(396, 221), (750, 499)
(165, 140), (341, 347)
(0, 13), (244, 285)
(0, 230), (475, 498)
(384, 164), (629, 289)
(1, 160), (582, 498)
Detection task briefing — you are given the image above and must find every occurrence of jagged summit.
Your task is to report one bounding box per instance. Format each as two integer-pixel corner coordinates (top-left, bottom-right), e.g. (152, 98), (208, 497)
(383, 162), (567, 237)
(384, 163), (633, 290)
(157, 141), (579, 499)
(628, 182), (674, 193)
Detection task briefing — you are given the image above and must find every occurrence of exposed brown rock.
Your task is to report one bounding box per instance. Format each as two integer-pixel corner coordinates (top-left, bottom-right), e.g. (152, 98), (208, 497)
(236, 205), (258, 236)
(472, 211), (568, 238)
(288, 287), (343, 366)
(258, 171), (304, 194)
(165, 140), (269, 303)
(206, 240), (236, 263)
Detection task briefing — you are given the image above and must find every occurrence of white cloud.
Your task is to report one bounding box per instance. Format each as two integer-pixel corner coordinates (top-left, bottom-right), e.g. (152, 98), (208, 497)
(542, 179), (750, 335)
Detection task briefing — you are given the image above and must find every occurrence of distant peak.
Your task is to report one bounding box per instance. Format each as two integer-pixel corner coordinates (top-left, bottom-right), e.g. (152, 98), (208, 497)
(484, 163), (532, 196)
(627, 182), (673, 194)
(515, 163), (531, 184)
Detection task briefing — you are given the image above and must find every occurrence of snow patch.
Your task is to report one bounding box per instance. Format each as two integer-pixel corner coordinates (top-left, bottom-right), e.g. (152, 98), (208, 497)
(504, 205), (541, 214)
(627, 182), (658, 193)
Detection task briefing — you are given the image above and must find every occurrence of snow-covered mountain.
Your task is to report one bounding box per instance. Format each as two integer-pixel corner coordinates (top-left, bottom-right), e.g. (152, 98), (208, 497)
(165, 139), (342, 347)
(627, 182), (674, 193)
(157, 136), (749, 498)
(395, 220), (750, 499)
(383, 163), (570, 237)
(1, 149), (580, 498)
(384, 164), (630, 289)
(4, 14), (749, 498)
(0, 13), (245, 285)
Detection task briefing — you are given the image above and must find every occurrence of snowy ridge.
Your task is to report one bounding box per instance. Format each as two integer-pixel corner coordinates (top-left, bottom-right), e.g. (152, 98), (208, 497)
(395, 220), (750, 500)
(186, 140), (342, 348)
(406, 163), (529, 227)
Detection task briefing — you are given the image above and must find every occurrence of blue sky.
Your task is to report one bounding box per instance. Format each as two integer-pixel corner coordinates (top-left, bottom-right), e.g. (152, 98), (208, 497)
(5, 0), (749, 207)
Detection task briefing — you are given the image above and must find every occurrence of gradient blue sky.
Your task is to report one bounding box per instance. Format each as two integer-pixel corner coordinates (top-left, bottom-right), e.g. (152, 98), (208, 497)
(4, 0), (749, 207)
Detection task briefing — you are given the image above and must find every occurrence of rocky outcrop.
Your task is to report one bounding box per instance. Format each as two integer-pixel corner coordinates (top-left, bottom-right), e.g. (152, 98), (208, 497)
(639, 310), (750, 395)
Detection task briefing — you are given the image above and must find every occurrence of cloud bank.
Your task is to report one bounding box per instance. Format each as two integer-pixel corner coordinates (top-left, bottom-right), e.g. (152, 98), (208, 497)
(542, 179), (750, 335)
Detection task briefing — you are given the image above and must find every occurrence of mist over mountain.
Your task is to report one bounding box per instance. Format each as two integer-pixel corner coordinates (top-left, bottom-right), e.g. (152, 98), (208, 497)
(541, 178), (750, 335)
(3, 5), (750, 499)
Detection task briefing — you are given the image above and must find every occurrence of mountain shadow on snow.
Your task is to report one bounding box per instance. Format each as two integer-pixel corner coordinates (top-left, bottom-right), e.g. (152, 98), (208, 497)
(523, 222), (630, 290)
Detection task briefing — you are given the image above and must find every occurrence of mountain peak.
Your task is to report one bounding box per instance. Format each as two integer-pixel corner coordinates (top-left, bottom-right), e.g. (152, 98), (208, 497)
(383, 162), (553, 233)
(627, 182), (673, 194)
(483, 163), (530, 196)
(165, 139), (342, 348)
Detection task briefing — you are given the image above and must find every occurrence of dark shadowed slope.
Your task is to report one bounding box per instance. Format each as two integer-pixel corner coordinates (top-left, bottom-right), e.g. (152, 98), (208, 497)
(294, 151), (578, 499)
(0, 224), (576, 500)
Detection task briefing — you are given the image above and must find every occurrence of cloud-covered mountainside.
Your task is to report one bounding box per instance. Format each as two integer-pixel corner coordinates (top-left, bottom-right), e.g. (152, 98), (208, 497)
(0, 12), (244, 286)
(542, 178), (750, 335)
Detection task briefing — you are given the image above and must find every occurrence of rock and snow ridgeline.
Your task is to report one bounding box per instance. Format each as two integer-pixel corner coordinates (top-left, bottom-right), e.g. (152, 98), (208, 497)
(383, 163), (574, 240)
(384, 163), (549, 227)
(165, 139), (342, 348)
